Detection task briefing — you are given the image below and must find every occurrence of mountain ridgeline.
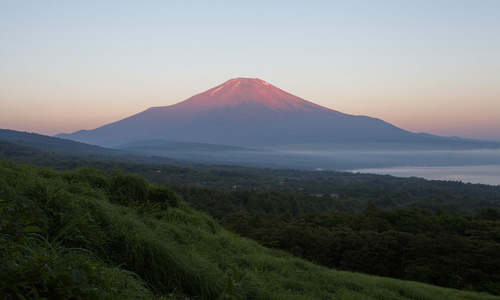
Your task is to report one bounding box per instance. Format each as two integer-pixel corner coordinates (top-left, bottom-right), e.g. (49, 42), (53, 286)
(56, 78), (496, 149)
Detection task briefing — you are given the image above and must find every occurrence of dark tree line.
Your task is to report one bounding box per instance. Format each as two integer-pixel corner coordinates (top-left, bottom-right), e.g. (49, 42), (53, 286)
(168, 184), (500, 294)
(219, 208), (500, 295)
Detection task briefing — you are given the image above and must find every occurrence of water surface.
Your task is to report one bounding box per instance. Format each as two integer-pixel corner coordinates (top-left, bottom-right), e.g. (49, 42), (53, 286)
(355, 165), (500, 186)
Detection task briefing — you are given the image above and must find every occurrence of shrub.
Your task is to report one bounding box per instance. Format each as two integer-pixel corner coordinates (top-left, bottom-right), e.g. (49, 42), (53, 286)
(148, 185), (180, 208)
(108, 171), (149, 206)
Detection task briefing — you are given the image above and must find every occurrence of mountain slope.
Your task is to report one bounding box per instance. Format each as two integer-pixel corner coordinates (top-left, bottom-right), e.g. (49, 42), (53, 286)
(57, 78), (427, 147)
(0, 128), (121, 156)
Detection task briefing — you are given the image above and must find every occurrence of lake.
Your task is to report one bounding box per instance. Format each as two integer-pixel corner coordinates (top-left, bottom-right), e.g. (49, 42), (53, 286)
(354, 165), (500, 186)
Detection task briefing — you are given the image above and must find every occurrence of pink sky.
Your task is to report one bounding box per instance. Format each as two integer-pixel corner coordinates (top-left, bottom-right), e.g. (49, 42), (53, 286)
(1, 1), (499, 141)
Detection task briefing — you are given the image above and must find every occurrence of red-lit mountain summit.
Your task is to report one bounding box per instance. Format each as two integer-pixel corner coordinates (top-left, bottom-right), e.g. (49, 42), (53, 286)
(177, 78), (331, 113)
(58, 78), (427, 147)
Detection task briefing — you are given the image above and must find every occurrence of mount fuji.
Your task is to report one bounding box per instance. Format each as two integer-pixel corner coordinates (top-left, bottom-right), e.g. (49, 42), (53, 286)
(58, 78), (453, 148)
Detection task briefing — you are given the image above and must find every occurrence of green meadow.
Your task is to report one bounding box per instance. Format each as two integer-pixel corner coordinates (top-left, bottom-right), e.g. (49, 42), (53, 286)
(1, 161), (498, 299)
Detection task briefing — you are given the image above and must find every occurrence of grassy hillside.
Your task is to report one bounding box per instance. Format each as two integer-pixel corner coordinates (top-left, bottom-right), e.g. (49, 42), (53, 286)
(1, 160), (498, 299)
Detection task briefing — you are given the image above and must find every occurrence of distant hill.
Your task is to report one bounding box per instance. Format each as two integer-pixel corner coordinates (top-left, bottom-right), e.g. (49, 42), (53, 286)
(117, 139), (257, 153)
(0, 128), (122, 156)
(56, 78), (500, 149)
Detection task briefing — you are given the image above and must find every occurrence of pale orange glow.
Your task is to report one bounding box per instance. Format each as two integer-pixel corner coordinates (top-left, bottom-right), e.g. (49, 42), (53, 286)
(1, 2), (499, 141)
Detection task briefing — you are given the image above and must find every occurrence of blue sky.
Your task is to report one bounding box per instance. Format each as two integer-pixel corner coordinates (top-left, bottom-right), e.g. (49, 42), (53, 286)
(1, 1), (499, 140)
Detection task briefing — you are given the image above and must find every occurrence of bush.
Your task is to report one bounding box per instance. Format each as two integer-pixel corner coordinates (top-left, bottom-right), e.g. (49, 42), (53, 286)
(148, 186), (180, 208)
(108, 171), (149, 206)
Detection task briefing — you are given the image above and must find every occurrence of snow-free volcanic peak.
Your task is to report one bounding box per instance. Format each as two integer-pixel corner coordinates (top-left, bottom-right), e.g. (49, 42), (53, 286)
(177, 77), (330, 114)
(57, 77), (424, 147)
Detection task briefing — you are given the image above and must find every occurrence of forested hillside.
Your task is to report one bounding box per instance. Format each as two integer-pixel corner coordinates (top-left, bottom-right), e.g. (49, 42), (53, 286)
(168, 185), (500, 294)
(4, 161), (498, 299)
(0, 129), (121, 156)
(2, 139), (500, 297)
(221, 209), (500, 294)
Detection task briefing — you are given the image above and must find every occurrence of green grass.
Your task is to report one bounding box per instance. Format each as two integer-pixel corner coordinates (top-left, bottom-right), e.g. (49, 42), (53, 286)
(1, 160), (498, 299)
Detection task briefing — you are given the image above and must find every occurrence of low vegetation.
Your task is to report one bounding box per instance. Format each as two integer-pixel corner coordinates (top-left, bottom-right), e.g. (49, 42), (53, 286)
(173, 185), (500, 294)
(1, 160), (498, 299)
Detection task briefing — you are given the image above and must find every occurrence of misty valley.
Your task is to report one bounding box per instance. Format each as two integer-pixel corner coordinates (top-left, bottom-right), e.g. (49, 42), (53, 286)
(113, 141), (500, 180)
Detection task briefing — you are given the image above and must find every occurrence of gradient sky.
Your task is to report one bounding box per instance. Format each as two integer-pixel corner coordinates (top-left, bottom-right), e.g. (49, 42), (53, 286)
(1, 1), (499, 141)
